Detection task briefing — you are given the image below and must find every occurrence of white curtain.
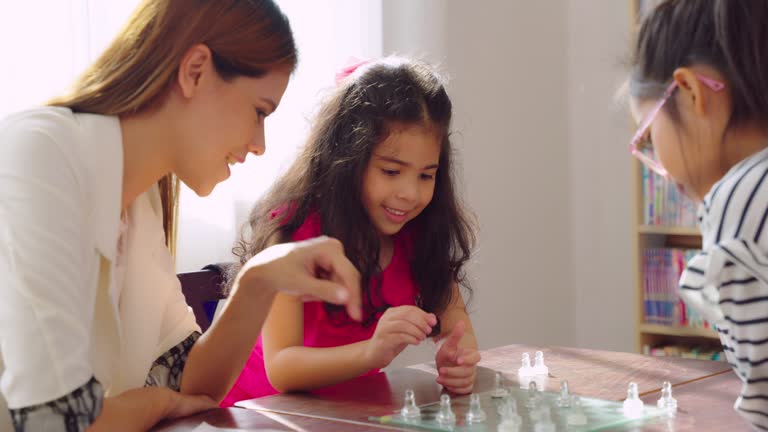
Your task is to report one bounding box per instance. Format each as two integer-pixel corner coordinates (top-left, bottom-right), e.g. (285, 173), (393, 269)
(0, 0), (139, 118)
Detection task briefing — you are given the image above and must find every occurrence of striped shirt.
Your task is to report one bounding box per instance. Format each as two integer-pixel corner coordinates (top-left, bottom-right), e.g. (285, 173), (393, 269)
(679, 147), (768, 430)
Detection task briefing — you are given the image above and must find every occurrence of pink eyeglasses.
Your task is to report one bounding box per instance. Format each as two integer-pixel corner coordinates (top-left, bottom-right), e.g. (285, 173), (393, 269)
(629, 74), (725, 178)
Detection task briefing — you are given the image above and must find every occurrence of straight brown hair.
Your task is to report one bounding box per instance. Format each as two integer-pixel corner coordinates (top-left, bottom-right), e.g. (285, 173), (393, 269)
(49, 0), (298, 249)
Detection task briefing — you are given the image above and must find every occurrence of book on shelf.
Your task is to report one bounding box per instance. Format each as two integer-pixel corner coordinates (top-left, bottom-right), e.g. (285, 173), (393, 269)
(643, 343), (725, 362)
(641, 162), (698, 227)
(642, 248), (710, 328)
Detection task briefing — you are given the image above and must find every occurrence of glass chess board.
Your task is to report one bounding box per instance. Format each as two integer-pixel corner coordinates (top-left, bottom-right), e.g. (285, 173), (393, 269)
(369, 386), (669, 432)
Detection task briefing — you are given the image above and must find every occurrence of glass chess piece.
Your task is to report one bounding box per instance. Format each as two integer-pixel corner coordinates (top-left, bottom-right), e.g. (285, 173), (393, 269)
(532, 351), (549, 376)
(400, 389), (421, 421)
(492, 371), (509, 398)
(656, 381), (678, 414)
(435, 394), (456, 426)
(518, 352), (535, 378)
(556, 380), (571, 408)
(497, 397), (522, 432)
(525, 380), (543, 409)
(622, 382), (645, 419)
(533, 405), (556, 432)
(465, 393), (487, 423)
(566, 396), (588, 426)
(498, 392), (515, 415)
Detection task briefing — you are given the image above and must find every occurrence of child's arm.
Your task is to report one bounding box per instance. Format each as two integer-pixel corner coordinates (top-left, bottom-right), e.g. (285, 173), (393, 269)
(262, 293), (436, 392)
(434, 282), (481, 394)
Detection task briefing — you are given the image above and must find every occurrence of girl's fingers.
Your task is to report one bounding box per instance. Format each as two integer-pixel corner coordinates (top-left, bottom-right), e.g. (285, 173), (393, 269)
(446, 384), (474, 395)
(438, 365), (474, 379)
(456, 348), (481, 366)
(436, 374), (475, 389)
(390, 306), (435, 335)
(383, 319), (429, 341)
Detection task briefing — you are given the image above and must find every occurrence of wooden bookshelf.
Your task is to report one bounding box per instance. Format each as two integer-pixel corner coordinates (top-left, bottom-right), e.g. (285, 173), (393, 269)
(631, 0), (721, 356)
(637, 225), (701, 236)
(639, 323), (719, 339)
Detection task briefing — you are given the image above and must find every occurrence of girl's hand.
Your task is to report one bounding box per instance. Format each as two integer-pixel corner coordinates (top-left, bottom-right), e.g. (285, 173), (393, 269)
(435, 321), (481, 394)
(238, 236), (362, 321)
(365, 305), (437, 369)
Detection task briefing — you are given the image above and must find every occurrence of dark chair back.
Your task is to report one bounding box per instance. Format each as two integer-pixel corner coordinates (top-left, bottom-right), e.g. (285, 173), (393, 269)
(178, 264), (230, 332)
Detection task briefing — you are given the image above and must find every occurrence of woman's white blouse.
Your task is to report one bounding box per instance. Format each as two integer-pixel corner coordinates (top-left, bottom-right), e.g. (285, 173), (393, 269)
(0, 107), (199, 422)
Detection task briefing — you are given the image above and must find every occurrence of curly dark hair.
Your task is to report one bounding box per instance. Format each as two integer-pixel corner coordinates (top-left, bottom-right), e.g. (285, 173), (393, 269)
(229, 57), (476, 326)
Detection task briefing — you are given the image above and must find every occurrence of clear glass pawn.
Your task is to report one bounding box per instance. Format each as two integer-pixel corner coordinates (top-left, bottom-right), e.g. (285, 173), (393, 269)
(533, 405), (556, 432)
(498, 392), (515, 415)
(566, 396), (588, 426)
(497, 397), (523, 432)
(492, 371), (509, 398)
(497, 398), (522, 432)
(532, 351), (549, 376)
(400, 389), (421, 420)
(525, 380), (543, 409)
(465, 393), (487, 423)
(623, 382), (644, 418)
(435, 394), (456, 425)
(497, 420), (521, 432)
(499, 396), (520, 419)
(518, 352), (534, 377)
(656, 381), (678, 413)
(557, 380), (571, 408)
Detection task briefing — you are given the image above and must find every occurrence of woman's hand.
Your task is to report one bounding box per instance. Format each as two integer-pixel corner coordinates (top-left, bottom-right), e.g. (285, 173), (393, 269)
(237, 236), (362, 321)
(88, 387), (216, 431)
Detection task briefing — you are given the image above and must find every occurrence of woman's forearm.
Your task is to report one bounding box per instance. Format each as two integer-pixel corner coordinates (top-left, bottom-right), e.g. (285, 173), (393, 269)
(180, 269), (276, 402)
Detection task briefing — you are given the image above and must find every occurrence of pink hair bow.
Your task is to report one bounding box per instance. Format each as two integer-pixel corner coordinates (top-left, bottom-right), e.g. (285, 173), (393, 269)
(335, 57), (371, 85)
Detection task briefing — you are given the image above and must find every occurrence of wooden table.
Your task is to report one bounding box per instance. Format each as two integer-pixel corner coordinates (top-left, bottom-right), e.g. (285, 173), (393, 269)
(154, 344), (743, 431)
(639, 370), (744, 431)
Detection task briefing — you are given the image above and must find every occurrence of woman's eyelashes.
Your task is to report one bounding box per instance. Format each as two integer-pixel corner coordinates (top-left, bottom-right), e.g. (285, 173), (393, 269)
(380, 168), (436, 180)
(254, 106), (269, 124)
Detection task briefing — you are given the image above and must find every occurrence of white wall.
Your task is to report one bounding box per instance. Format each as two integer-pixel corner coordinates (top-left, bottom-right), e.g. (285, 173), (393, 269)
(383, 0), (636, 366)
(441, 2), (574, 349)
(567, 0), (634, 352)
(383, 1), (575, 369)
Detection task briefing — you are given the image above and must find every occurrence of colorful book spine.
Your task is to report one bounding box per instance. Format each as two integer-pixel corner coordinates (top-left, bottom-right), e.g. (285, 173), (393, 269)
(642, 248), (709, 328)
(640, 163), (698, 227)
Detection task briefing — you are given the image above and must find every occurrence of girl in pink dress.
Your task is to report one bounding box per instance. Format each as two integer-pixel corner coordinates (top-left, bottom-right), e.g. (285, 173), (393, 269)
(222, 57), (479, 406)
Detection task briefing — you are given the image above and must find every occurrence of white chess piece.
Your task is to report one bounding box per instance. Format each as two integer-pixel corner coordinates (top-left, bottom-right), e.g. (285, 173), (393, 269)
(623, 382), (645, 418)
(518, 352), (535, 377)
(532, 351), (549, 376)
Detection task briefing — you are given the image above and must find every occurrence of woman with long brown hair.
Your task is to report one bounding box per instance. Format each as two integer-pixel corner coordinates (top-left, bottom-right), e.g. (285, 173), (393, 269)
(0, 1), (360, 430)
